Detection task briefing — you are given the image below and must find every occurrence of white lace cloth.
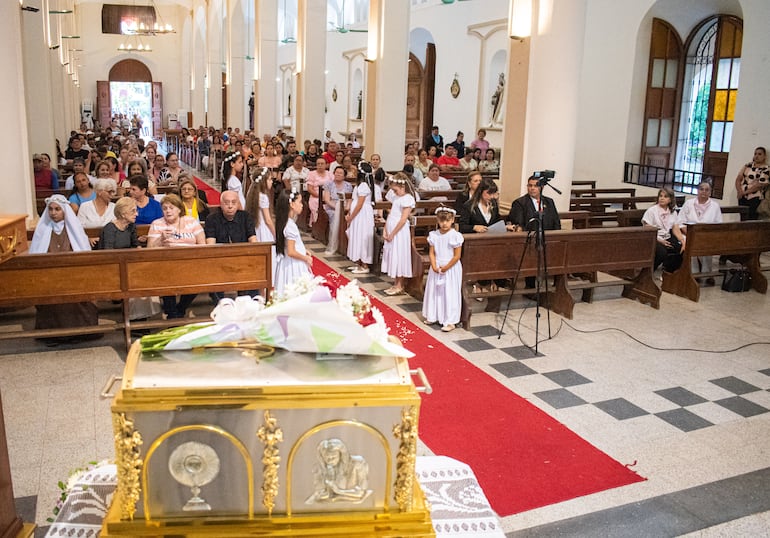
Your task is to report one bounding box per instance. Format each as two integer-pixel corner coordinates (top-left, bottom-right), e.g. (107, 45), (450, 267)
(46, 457), (503, 537)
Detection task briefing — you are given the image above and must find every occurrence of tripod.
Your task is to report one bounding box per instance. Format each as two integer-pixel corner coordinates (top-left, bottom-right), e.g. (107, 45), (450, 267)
(498, 179), (561, 354)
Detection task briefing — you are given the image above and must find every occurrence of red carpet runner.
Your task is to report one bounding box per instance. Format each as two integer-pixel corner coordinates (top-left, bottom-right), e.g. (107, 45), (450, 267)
(313, 258), (645, 517)
(193, 175), (221, 205)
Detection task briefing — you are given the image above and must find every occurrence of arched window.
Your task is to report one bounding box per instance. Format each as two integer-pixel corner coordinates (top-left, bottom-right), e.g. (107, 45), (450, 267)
(640, 16), (742, 198)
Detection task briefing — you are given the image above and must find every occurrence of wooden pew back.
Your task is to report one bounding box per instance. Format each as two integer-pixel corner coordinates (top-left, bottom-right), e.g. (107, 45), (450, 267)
(661, 221), (770, 302)
(460, 228), (660, 325)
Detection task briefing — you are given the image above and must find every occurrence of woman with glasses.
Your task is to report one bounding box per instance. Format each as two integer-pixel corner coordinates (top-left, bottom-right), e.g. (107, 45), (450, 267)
(77, 178), (117, 230)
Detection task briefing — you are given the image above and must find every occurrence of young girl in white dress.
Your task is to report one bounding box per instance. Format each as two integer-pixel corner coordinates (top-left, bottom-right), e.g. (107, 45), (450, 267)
(274, 188), (313, 294)
(345, 161), (375, 274)
(381, 172), (416, 296)
(222, 152), (246, 209)
(422, 206), (464, 332)
(246, 167), (277, 286)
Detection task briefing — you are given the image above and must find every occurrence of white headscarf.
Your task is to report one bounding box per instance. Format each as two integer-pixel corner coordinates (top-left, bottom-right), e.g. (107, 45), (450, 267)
(30, 194), (91, 253)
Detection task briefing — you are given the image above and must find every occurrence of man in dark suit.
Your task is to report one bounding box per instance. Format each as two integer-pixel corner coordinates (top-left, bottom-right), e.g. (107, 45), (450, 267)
(424, 125), (444, 157)
(507, 175), (561, 232)
(507, 175), (561, 290)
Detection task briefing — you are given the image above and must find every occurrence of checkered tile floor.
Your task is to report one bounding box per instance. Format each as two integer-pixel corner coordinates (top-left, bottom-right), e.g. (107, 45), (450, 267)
(308, 235), (770, 436)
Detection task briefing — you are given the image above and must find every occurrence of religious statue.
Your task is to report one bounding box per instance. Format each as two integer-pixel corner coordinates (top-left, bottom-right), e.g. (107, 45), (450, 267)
(356, 91), (363, 120)
(490, 73), (505, 125)
(305, 438), (372, 504)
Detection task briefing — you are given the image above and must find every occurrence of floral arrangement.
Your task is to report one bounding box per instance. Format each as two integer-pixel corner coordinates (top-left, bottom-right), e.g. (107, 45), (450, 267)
(47, 459), (112, 522)
(140, 276), (414, 358)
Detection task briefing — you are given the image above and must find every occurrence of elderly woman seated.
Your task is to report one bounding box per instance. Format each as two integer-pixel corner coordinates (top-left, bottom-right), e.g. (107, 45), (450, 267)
(29, 194), (99, 345)
(147, 193), (206, 318)
(77, 178), (117, 231)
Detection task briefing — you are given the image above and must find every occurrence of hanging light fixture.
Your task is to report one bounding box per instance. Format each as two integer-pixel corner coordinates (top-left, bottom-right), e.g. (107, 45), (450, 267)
(118, 34), (153, 52)
(123, 0), (175, 35)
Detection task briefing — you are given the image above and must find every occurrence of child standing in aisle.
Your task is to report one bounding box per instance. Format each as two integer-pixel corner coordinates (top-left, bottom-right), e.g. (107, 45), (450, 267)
(246, 167), (277, 286)
(422, 206), (464, 332)
(345, 161), (376, 274)
(274, 189), (313, 294)
(381, 173), (416, 296)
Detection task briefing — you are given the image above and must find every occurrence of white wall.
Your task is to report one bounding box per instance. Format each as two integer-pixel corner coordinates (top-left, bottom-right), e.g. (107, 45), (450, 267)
(573, 0), (768, 204)
(76, 3), (185, 131)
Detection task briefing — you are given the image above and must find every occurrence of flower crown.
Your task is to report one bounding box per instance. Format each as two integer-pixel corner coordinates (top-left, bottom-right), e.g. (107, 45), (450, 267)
(389, 176), (408, 185)
(357, 161), (372, 176)
(252, 166), (269, 183)
(434, 205), (456, 215)
(288, 188), (300, 202)
(222, 152), (239, 164)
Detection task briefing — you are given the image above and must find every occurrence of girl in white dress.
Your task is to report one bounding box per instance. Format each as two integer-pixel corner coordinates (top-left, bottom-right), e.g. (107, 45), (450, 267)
(345, 162), (375, 274)
(422, 206), (464, 332)
(246, 167), (277, 286)
(274, 189), (313, 294)
(222, 152), (246, 209)
(381, 173), (416, 295)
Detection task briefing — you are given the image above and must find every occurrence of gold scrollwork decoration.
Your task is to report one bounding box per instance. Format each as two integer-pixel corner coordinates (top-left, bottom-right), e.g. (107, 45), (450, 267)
(0, 231), (19, 263)
(392, 405), (418, 511)
(113, 413), (143, 521)
(256, 410), (283, 516)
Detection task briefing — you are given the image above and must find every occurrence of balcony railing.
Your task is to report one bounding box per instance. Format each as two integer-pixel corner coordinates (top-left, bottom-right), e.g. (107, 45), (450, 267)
(623, 162), (724, 199)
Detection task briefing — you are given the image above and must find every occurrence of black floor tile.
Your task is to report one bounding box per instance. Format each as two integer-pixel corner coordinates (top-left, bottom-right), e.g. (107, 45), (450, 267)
(533, 388), (587, 409)
(353, 276), (385, 284)
(594, 398), (649, 420)
(714, 396), (769, 418)
(491, 360), (537, 378)
(759, 368), (770, 377)
(470, 324), (504, 338)
(454, 338), (496, 352)
(710, 376), (761, 395)
(500, 345), (543, 360)
(396, 302), (423, 313)
(655, 408), (713, 432)
(506, 467), (770, 538)
(655, 387), (708, 407)
(543, 369), (591, 387)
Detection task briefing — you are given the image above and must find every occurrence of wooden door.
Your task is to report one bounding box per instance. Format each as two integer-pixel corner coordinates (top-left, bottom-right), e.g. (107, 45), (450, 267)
(405, 53), (423, 146)
(152, 81), (162, 138)
(96, 81), (111, 130)
(640, 19), (683, 178)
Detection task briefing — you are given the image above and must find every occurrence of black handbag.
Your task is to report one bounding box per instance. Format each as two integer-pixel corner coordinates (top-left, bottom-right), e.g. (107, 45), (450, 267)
(721, 268), (752, 292)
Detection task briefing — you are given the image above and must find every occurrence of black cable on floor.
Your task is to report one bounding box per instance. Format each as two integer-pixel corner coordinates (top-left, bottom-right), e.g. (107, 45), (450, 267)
(509, 306), (770, 354)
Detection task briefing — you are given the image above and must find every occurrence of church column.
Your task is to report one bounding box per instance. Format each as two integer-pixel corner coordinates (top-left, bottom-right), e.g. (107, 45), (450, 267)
(205, 0), (223, 128)
(253, 0), (277, 137)
(226, 0), (249, 131)
(1, 2), (35, 216)
(363, 0), (410, 170)
(501, 0), (588, 211)
(295, 0), (326, 145)
(21, 0), (57, 164)
(190, 2), (206, 128)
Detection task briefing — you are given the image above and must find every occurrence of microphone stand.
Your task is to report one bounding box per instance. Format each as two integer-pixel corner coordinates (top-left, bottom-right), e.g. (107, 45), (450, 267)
(532, 179), (562, 353)
(498, 179), (562, 354)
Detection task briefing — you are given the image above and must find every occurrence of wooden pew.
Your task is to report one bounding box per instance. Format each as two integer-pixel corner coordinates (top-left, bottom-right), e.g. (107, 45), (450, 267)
(570, 195), (685, 226)
(459, 228), (661, 327)
(417, 189), (462, 201)
(661, 221), (770, 302)
(571, 187), (637, 198)
(0, 243), (272, 351)
(616, 206), (749, 227)
(571, 180), (597, 189)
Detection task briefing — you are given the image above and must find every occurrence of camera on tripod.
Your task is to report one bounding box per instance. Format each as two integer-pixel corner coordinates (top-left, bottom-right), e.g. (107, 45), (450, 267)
(533, 170), (556, 181)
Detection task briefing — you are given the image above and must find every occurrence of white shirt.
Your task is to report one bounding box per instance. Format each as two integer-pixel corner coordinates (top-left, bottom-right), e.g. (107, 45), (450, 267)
(419, 176), (451, 191)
